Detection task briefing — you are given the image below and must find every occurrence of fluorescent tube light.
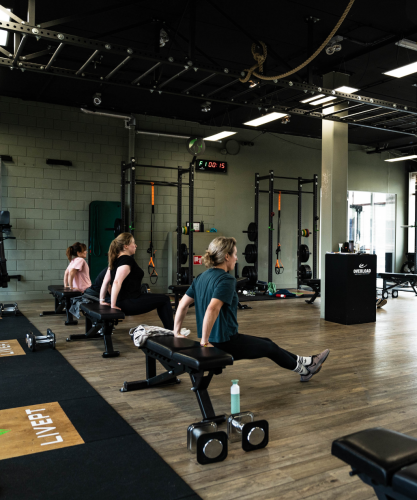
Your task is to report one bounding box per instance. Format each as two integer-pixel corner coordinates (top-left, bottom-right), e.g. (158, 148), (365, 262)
(396, 39), (417, 52)
(204, 131), (236, 141)
(244, 112), (288, 126)
(385, 155), (417, 162)
(334, 86), (359, 93)
(384, 61), (417, 78)
(309, 96), (337, 106)
(0, 9), (10, 46)
(300, 94), (325, 103)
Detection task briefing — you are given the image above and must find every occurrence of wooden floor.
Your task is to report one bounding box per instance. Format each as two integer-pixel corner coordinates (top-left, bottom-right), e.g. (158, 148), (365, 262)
(17, 293), (417, 500)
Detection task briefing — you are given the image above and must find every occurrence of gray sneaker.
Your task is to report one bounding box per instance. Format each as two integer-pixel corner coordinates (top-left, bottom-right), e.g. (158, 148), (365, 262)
(377, 299), (387, 308)
(300, 349), (330, 382)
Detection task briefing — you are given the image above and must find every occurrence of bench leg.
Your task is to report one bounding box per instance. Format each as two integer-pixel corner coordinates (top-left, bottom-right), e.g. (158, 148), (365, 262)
(102, 322), (119, 358)
(66, 323), (101, 342)
(40, 296), (66, 317)
(121, 356), (183, 392)
(64, 297), (78, 326)
(190, 372), (226, 424)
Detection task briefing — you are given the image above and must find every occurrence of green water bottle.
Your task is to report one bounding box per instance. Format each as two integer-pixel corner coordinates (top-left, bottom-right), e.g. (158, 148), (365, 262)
(231, 379), (240, 414)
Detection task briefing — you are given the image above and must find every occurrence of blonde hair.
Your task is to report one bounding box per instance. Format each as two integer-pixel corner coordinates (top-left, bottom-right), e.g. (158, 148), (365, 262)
(108, 232), (134, 270)
(66, 242), (87, 262)
(203, 237), (236, 268)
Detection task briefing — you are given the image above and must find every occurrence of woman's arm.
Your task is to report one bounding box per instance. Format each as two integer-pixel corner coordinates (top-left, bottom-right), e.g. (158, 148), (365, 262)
(64, 269), (69, 287)
(99, 269), (111, 302)
(68, 268), (78, 288)
(201, 298), (224, 347)
(173, 294), (194, 337)
(110, 265), (131, 309)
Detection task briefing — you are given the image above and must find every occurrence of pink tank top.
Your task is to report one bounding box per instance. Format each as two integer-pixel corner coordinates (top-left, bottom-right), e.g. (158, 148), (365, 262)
(66, 257), (91, 292)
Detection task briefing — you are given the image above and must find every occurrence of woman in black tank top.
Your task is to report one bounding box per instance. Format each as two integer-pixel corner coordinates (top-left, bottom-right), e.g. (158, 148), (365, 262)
(99, 233), (174, 329)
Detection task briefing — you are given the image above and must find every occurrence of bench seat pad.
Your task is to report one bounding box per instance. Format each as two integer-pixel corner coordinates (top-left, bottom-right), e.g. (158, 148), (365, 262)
(172, 347), (233, 371)
(80, 302), (125, 321)
(48, 285), (83, 298)
(332, 428), (417, 486)
(146, 336), (199, 357)
(392, 463), (417, 498)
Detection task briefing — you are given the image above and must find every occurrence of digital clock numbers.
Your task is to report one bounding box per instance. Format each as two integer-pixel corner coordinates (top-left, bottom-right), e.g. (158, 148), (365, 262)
(195, 159), (228, 174)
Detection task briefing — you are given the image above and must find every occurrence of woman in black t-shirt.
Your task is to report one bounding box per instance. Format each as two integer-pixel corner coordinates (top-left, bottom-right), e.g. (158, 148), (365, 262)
(99, 233), (174, 329)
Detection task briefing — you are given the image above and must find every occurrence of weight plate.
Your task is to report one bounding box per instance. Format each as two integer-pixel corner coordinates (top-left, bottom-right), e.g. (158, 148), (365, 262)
(247, 222), (257, 242)
(186, 137), (206, 156)
(243, 244), (257, 264)
(242, 266), (257, 286)
(299, 264), (312, 281)
(299, 244), (310, 263)
(180, 243), (189, 265)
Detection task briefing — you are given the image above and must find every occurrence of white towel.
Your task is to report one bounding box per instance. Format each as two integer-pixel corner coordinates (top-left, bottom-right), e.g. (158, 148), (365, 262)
(129, 324), (190, 347)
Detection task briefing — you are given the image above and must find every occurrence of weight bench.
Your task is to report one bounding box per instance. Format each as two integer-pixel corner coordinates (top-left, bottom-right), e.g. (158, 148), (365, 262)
(40, 285), (83, 325)
(121, 336), (234, 423)
(302, 278), (320, 304)
(378, 272), (417, 299)
(66, 302), (125, 358)
(332, 427), (417, 499)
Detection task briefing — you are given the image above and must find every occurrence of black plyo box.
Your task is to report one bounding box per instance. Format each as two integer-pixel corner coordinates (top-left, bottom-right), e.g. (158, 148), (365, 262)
(325, 253), (377, 325)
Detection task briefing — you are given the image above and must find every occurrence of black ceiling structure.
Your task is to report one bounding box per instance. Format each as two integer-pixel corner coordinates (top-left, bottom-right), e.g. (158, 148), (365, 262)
(2, 0), (417, 154)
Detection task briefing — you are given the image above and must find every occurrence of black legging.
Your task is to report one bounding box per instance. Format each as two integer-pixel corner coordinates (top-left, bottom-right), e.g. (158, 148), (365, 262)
(211, 333), (297, 370)
(117, 294), (174, 330)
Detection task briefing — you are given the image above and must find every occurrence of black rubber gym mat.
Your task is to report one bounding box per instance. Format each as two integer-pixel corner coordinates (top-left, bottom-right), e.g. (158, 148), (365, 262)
(0, 314), (201, 500)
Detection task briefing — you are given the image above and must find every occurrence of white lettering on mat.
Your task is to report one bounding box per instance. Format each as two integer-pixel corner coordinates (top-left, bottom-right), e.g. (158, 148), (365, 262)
(25, 408), (64, 446)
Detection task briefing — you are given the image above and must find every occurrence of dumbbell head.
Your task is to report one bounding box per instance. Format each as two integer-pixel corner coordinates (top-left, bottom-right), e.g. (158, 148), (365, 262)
(27, 332), (36, 351)
(187, 421), (228, 465)
(47, 329), (56, 349)
(241, 420), (269, 452)
(196, 432), (228, 465)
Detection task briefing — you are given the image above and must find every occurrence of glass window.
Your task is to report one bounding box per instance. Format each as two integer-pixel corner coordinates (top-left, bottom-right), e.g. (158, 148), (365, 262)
(347, 191), (396, 273)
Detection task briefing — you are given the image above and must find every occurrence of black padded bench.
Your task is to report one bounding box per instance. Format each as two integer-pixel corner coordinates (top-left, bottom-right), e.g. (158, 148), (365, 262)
(332, 427), (417, 499)
(40, 285), (83, 325)
(66, 302), (125, 358)
(121, 336), (234, 423)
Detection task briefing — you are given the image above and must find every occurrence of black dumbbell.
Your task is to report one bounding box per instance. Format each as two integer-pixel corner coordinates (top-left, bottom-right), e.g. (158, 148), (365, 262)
(26, 329), (56, 352)
(187, 421), (228, 465)
(227, 411), (269, 452)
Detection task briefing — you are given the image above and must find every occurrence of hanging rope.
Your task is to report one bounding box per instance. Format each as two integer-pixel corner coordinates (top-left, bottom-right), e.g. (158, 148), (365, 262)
(147, 182), (158, 285)
(240, 0), (356, 83)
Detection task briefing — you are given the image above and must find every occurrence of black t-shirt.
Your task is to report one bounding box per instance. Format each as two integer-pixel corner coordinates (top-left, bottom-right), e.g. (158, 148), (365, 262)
(110, 255), (144, 301)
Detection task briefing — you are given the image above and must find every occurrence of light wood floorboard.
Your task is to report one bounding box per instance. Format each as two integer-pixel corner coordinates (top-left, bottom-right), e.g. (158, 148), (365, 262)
(16, 293), (417, 499)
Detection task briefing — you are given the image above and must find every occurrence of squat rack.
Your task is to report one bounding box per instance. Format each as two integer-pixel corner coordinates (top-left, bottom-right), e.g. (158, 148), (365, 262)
(255, 171), (318, 288)
(120, 157), (195, 285)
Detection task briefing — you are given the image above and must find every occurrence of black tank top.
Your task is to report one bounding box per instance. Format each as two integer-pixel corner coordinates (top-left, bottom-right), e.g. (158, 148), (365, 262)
(110, 255), (144, 301)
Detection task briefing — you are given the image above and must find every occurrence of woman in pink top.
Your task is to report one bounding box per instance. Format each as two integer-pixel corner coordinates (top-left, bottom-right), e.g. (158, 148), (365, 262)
(64, 242), (92, 292)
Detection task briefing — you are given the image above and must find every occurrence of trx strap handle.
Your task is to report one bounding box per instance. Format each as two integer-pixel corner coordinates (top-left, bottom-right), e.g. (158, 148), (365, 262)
(147, 183), (158, 284)
(275, 191), (284, 275)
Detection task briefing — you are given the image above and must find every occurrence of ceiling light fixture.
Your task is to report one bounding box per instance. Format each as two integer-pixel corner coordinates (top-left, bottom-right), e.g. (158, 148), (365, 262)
(300, 94), (325, 103)
(0, 8), (11, 47)
(244, 112), (288, 126)
(204, 131), (236, 141)
(384, 61), (417, 78)
(385, 155), (417, 162)
(334, 86), (359, 93)
(395, 39), (417, 52)
(308, 96), (337, 106)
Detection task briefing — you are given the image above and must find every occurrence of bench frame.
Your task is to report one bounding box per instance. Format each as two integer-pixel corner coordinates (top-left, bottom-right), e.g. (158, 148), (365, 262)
(66, 296), (123, 358)
(40, 289), (78, 325)
(121, 347), (227, 423)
